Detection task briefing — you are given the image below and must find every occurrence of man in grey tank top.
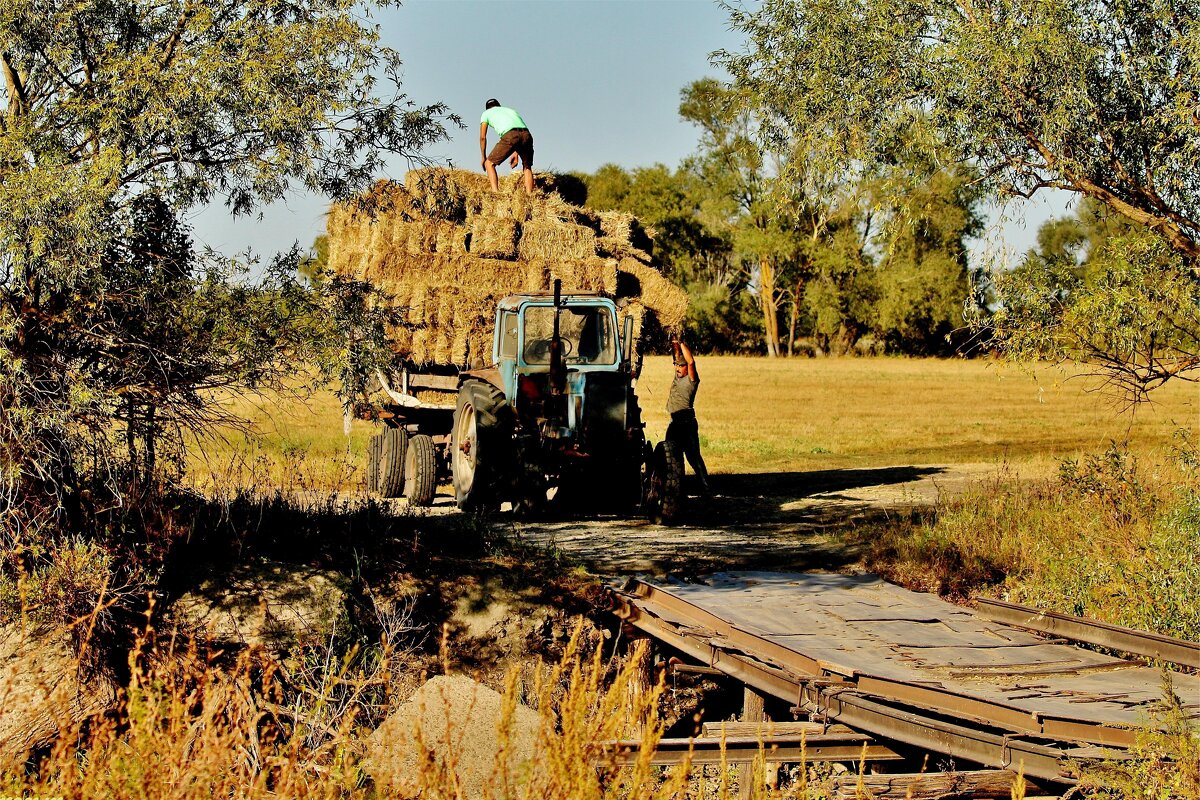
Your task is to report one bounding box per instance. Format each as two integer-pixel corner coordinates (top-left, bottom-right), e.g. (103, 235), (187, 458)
(666, 335), (711, 496)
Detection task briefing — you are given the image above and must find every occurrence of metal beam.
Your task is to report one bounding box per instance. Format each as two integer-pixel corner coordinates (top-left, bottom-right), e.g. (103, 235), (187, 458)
(611, 589), (1088, 783)
(974, 598), (1200, 669)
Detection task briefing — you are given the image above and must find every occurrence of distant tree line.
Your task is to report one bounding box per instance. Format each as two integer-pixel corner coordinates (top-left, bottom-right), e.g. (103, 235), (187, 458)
(575, 78), (986, 358)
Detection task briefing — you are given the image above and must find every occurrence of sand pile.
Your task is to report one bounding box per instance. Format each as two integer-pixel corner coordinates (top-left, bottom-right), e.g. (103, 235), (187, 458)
(326, 168), (687, 367)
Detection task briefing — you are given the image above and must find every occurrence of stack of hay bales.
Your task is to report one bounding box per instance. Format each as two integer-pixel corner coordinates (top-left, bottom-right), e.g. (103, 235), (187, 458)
(325, 168), (688, 368)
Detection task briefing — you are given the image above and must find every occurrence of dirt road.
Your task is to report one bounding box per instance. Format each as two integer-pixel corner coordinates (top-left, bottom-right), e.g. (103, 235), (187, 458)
(493, 462), (998, 578)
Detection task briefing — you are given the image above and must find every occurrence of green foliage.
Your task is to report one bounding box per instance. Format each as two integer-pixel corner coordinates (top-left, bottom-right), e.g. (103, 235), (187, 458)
(0, 0), (454, 503)
(579, 162), (759, 353)
(869, 166), (985, 354)
(988, 226), (1200, 401)
(1079, 678), (1200, 799)
(0, 0), (455, 644)
(718, 0), (1200, 262)
(299, 235), (330, 287)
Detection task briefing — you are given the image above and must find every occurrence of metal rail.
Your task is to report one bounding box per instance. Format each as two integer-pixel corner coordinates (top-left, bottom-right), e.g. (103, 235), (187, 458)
(974, 598), (1200, 670)
(611, 586), (1106, 783)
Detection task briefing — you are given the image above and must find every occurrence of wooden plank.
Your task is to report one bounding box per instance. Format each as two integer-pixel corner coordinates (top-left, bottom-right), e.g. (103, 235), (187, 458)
(975, 598), (1200, 669)
(831, 770), (1038, 800)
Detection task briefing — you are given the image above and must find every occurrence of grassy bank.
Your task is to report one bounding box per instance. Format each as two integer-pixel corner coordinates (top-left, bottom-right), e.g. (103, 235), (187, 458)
(860, 439), (1200, 640)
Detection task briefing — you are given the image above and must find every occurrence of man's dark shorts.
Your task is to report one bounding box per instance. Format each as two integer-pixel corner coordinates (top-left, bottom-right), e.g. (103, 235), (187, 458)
(488, 128), (534, 168)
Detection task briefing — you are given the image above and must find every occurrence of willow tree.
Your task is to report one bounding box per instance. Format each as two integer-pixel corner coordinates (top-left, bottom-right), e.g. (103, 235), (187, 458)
(0, 0), (454, 501)
(719, 0), (1199, 391)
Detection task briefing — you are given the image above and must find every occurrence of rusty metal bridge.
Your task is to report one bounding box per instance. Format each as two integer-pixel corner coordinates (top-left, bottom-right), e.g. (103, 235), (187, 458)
(607, 572), (1199, 786)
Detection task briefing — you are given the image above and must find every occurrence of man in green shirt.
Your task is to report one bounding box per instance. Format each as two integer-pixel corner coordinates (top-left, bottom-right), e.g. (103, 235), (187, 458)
(480, 99), (534, 194)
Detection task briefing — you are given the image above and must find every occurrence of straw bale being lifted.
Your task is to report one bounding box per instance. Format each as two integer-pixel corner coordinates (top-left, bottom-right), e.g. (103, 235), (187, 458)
(326, 168), (689, 367)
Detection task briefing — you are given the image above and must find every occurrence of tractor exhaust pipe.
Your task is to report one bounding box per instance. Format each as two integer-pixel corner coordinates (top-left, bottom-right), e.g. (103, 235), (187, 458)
(549, 279), (565, 397)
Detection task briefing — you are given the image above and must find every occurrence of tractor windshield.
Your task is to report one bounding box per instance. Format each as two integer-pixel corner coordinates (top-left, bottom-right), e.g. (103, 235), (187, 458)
(522, 305), (617, 365)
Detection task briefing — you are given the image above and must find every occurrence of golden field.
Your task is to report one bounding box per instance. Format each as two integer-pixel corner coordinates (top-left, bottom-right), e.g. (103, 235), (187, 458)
(188, 355), (1197, 489)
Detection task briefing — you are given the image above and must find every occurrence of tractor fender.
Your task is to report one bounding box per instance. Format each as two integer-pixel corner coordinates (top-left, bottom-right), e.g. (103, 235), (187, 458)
(459, 366), (504, 392)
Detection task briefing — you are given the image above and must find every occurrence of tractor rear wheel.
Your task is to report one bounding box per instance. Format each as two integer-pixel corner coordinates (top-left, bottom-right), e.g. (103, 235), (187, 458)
(646, 440), (684, 525)
(452, 379), (511, 511)
(378, 427), (408, 498)
(404, 433), (437, 507)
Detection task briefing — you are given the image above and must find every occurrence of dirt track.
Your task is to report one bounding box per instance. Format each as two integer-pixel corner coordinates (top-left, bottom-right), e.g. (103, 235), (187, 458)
(412, 462), (998, 579)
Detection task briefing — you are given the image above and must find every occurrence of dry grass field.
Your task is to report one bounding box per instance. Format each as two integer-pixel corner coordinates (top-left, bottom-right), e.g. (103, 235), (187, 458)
(187, 355), (1197, 490)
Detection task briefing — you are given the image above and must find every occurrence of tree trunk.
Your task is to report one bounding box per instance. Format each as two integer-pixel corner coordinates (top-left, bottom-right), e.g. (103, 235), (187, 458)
(758, 256), (781, 357)
(786, 293), (798, 357)
(143, 404), (156, 481)
(125, 395), (138, 473)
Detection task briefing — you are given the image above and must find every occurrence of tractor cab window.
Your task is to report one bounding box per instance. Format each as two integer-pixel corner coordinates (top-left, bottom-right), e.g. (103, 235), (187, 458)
(499, 310), (518, 358)
(522, 305), (617, 365)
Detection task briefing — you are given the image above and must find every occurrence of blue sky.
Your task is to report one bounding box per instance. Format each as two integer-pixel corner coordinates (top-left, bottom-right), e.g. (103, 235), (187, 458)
(186, 0), (1069, 263)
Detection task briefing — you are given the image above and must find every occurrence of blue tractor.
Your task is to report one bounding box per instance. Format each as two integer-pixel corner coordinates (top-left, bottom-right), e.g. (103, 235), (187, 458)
(449, 281), (683, 520)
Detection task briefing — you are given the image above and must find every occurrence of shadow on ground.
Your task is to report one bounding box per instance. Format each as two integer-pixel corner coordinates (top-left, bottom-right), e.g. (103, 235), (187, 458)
(499, 464), (970, 579)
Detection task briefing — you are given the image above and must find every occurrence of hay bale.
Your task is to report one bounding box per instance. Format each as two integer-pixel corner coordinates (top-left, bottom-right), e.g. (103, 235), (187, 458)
(433, 222), (468, 254)
(388, 324), (413, 355)
(451, 325), (470, 365)
(434, 290), (458, 329)
(469, 329), (494, 366)
(409, 328), (432, 364)
(478, 191), (533, 222)
(328, 168), (692, 366)
(539, 258), (617, 295)
(619, 258), (688, 330)
(405, 168), (479, 221)
(536, 172), (588, 206)
(596, 235), (653, 265)
(597, 211), (653, 252)
(518, 219), (597, 261)
(407, 285), (429, 325)
(404, 222), (439, 255)
(469, 218), (520, 260)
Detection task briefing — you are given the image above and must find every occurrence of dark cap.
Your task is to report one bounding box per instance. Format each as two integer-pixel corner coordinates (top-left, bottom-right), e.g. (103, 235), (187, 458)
(485, 98), (500, 109)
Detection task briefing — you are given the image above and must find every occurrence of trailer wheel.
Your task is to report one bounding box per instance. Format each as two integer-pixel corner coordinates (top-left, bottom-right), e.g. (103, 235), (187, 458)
(404, 434), (437, 507)
(646, 440), (684, 525)
(452, 379), (511, 511)
(378, 427), (408, 498)
(366, 433), (383, 494)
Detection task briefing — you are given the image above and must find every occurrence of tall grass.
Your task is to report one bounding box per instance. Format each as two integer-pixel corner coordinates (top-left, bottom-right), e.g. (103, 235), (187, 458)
(4, 622), (833, 799)
(861, 437), (1200, 641)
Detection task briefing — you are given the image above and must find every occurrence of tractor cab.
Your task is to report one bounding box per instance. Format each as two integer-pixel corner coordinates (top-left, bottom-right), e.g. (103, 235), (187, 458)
(492, 286), (636, 445)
